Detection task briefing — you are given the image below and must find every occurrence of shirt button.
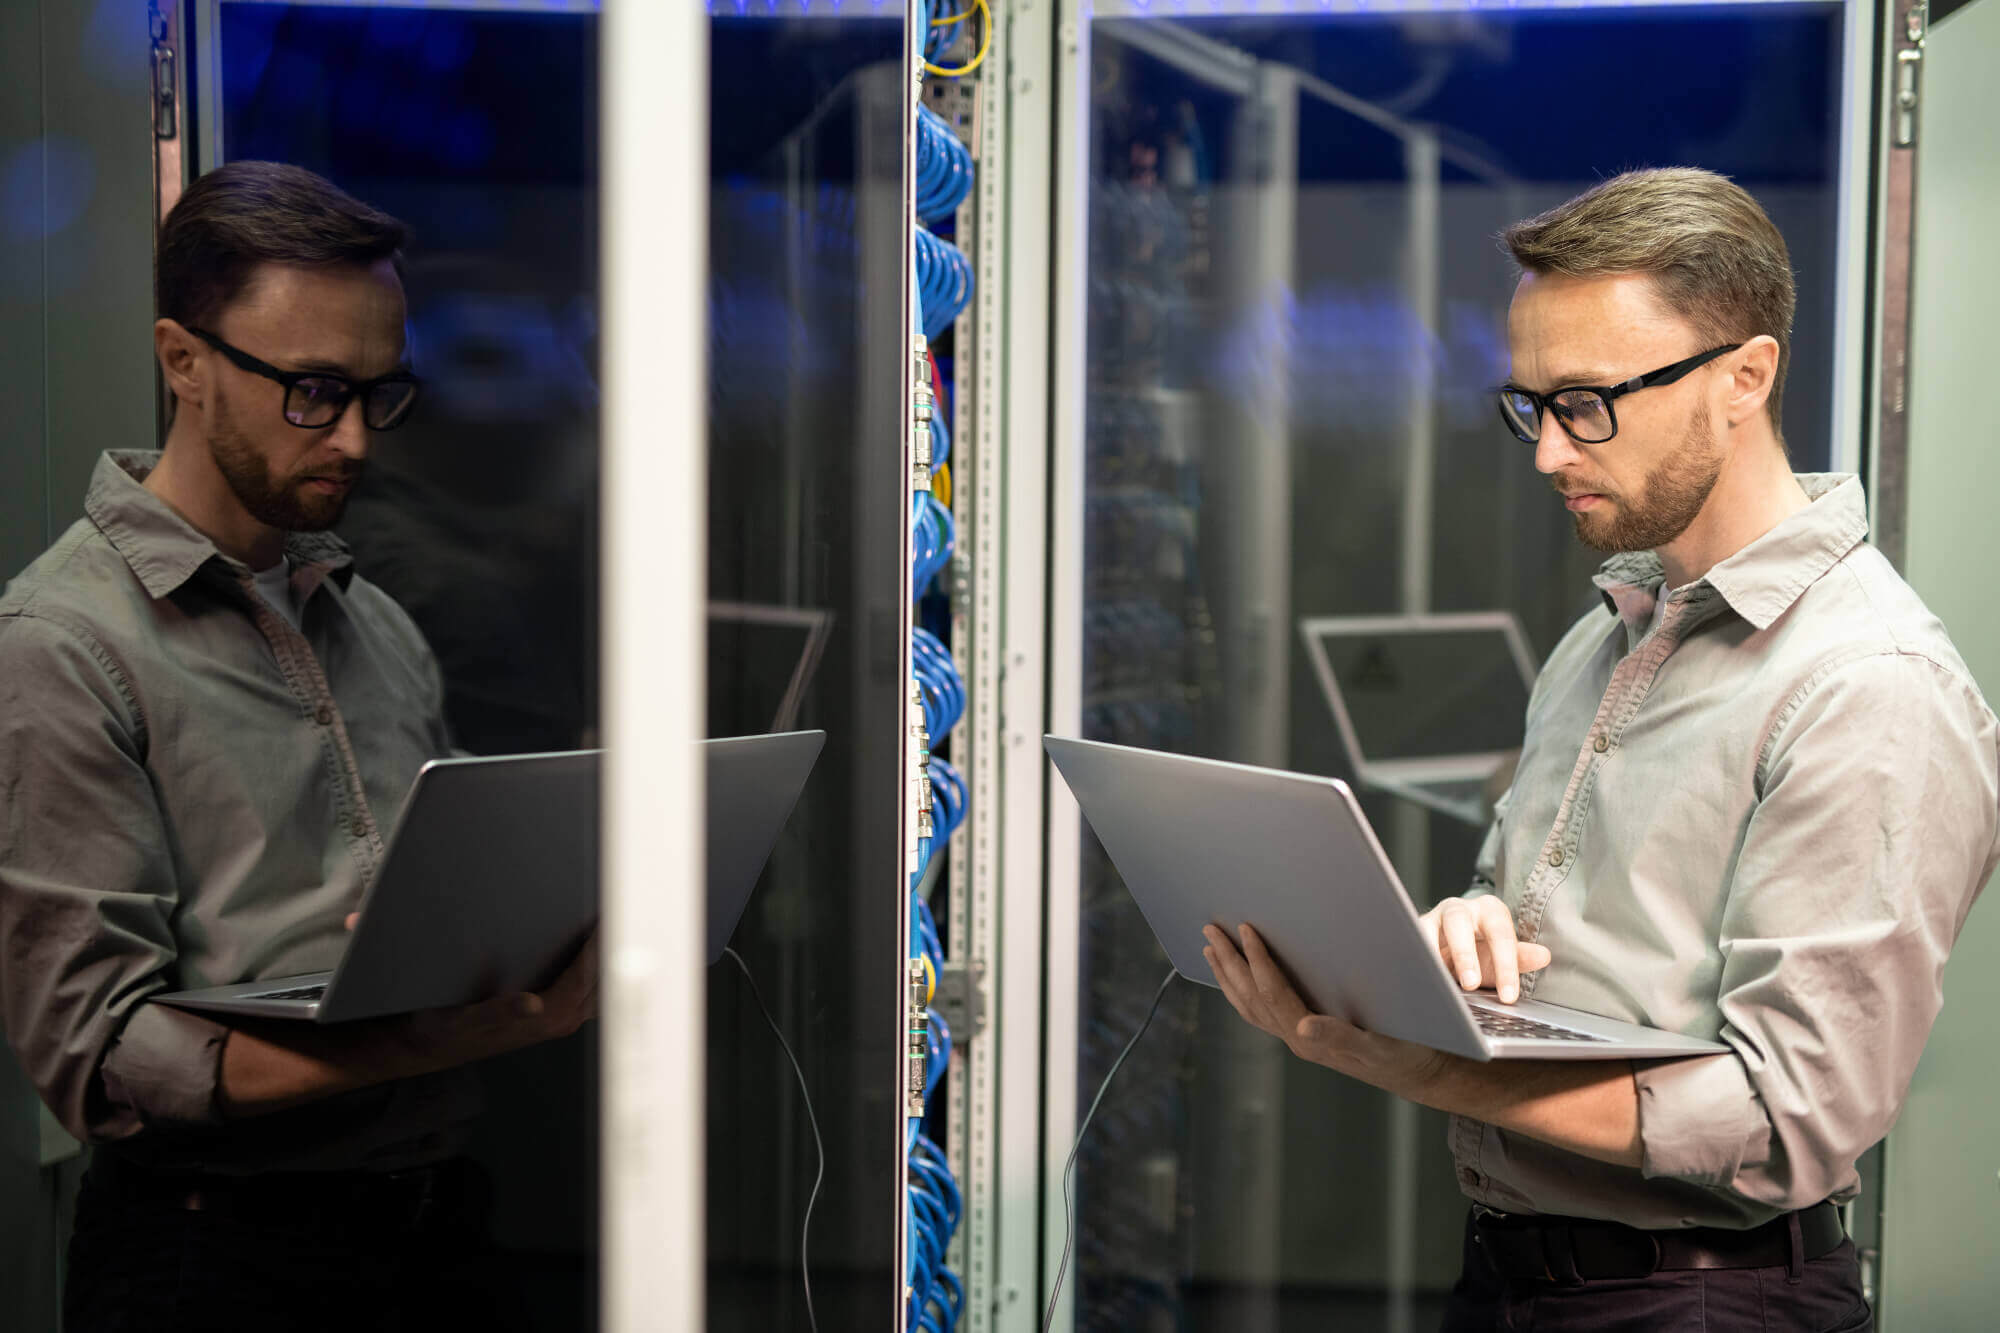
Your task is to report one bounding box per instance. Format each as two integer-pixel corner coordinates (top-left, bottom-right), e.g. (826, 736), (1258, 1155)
(1593, 733), (1609, 754)
(350, 815), (368, 838)
(314, 705), (334, 727)
(1548, 848), (1565, 867)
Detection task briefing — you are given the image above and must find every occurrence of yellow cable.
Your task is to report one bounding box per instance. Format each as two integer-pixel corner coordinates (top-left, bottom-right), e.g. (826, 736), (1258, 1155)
(929, 3), (973, 28)
(933, 463), (952, 508)
(924, 0), (991, 78)
(922, 954), (937, 1006)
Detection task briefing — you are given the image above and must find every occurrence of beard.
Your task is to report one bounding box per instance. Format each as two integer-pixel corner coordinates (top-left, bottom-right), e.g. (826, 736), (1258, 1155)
(208, 392), (362, 534)
(1559, 405), (1723, 555)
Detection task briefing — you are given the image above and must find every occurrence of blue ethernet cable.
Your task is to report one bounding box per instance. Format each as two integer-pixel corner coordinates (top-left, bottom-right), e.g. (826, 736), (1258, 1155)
(911, 492), (956, 595)
(930, 386), (951, 469)
(912, 628), (964, 738)
(929, 757), (966, 840)
(908, 42), (972, 1331)
(914, 230), (973, 339)
(916, 105), (974, 223)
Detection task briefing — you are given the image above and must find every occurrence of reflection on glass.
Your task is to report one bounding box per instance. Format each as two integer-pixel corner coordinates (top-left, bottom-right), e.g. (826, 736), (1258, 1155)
(706, 16), (908, 1333)
(223, 2), (602, 758)
(1075, 11), (1843, 1329)
(1306, 622), (1535, 764)
(217, 7), (910, 1330)
(218, 8), (603, 1326)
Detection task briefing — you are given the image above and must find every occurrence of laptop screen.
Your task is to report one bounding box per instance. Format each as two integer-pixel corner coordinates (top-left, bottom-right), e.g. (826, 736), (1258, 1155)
(707, 604), (831, 736)
(1311, 625), (1532, 763)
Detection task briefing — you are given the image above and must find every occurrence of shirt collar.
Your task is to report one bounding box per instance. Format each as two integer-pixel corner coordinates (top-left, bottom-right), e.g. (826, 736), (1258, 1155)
(85, 450), (355, 599)
(1592, 473), (1870, 632)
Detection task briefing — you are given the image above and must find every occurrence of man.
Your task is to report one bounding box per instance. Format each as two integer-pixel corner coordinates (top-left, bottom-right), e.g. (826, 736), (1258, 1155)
(1205, 168), (1998, 1329)
(0, 161), (594, 1331)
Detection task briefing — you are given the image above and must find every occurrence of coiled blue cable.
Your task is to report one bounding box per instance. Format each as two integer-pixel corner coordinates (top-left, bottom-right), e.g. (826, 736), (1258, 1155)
(912, 628), (964, 738)
(914, 229), (973, 339)
(929, 757), (966, 841)
(910, 492), (955, 598)
(907, 55), (971, 1332)
(916, 105), (974, 223)
(931, 386), (951, 470)
(923, 0), (965, 61)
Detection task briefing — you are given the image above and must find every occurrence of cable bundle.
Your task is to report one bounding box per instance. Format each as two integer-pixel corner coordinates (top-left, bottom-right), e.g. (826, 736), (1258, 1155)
(929, 756), (966, 842)
(906, 891), (962, 1332)
(930, 389), (951, 472)
(912, 491), (955, 595)
(926, 347), (953, 474)
(909, 34), (973, 1333)
(912, 626), (965, 741)
(916, 104), (974, 225)
(915, 229), (973, 340)
(922, 0), (991, 79)
(921, 0), (958, 63)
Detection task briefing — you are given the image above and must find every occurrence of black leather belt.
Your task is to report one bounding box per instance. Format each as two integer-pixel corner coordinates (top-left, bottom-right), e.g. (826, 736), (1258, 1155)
(1472, 1201), (1847, 1285)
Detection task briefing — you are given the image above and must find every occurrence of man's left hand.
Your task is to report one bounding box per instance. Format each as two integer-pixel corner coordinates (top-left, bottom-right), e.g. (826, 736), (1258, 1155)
(1202, 922), (1454, 1103)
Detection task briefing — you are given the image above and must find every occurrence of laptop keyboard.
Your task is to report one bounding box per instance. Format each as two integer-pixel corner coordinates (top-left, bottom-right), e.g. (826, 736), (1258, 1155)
(249, 983), (328, 1003)
(1473, 1007), (1610, 1043)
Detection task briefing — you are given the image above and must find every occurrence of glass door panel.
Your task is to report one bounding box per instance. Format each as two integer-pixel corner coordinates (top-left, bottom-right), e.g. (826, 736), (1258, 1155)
(203, 6), (912, 1328)
(1063, 7), (1851, 1329)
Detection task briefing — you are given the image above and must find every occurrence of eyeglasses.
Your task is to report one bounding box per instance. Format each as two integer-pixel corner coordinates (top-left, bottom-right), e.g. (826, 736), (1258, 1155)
(191, 328), (421, 432)
(1496, 343), (1740, 446)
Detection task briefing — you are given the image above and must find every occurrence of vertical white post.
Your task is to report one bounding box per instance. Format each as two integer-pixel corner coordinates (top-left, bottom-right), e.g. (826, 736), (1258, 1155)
(995, 3), (1059, 1327)
(1040, 3), (1091, 1321)
(1235, 64), (1299, 772)
(599, 3), (707, 1332)
(1400, 129), (1440, 619)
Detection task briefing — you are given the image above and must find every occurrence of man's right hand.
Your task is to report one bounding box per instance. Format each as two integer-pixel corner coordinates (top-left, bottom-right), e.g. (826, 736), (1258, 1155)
(393, 930), (600, 1075)
(217, 931), (600, 1120)
(1418, 896), (1550, 1005)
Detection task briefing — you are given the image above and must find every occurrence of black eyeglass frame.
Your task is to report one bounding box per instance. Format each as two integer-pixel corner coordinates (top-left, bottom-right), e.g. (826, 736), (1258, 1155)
(190, 328), (422, 432)
(1496, 342), (1742, 446)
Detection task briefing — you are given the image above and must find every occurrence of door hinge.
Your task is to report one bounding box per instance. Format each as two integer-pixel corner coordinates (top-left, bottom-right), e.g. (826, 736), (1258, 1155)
(150, 1), (178, 142)
(1893, 2), (1927, 148)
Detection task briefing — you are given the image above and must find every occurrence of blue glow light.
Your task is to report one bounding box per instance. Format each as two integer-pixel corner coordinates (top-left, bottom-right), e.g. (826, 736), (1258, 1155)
(219, 6), (279, 103)
(364, 9), (429, 51)
(0, 138), (96, 242)
(421, 22), (472, 74)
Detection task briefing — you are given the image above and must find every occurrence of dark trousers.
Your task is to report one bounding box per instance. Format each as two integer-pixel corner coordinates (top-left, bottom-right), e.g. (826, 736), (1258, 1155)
(1439, 1211), (1874, 1333)
(64, 1154), (521, 1333)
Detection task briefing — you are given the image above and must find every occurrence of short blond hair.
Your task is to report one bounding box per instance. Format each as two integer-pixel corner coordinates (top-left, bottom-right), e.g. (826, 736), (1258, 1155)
(1503, 168), (1795, 433)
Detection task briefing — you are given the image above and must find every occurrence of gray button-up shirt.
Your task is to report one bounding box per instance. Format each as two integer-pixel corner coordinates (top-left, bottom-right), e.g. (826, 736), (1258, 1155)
(0, 452), (476, 1172)
(1453, 473), (2000, 1229)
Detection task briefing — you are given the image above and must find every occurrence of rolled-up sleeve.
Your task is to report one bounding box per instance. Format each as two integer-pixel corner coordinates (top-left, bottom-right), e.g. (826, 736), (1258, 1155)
(0, 613), (229, 1143)
(1635, 650), (2000, 1208)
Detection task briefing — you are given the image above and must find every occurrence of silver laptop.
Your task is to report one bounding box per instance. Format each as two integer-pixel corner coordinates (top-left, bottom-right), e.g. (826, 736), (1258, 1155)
(1299, 612), (1538, 829)
(155, 730), (825, 1023)
(1045, 736), (1727, 1062)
